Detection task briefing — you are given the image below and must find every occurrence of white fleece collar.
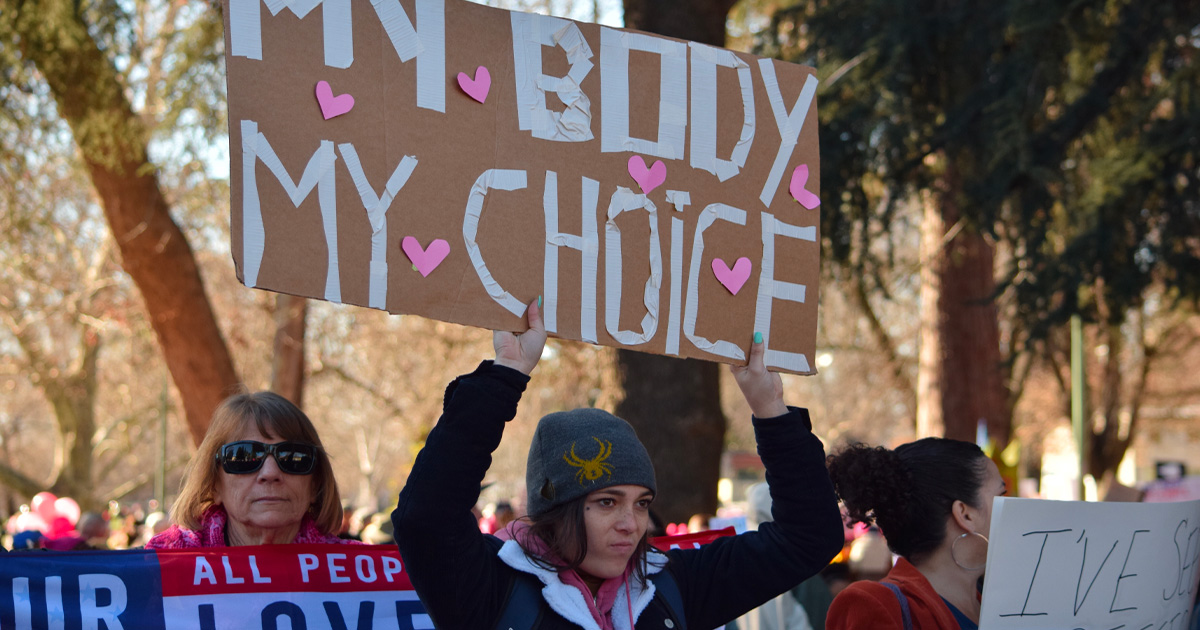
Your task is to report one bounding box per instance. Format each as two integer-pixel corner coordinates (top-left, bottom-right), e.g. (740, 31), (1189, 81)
(497, 539), (668, 630)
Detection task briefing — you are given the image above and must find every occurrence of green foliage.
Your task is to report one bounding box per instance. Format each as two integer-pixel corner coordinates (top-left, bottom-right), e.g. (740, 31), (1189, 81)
(0, 0), (225, 175)
(760, 0), (1200, 348)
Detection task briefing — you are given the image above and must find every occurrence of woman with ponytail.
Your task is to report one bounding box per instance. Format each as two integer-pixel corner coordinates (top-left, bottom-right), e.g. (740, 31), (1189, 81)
(825, 439), (1007, 630)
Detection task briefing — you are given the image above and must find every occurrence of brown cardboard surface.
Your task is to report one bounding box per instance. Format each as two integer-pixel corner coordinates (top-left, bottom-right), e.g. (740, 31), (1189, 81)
(224, 0), (822, 374)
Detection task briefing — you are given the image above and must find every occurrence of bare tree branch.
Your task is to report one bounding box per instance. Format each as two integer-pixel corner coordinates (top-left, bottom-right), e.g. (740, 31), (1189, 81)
(850, 272), (915, 401)
(0, 459), (46, 499)
(312, 362), (418, 442)
(108, 455), (189, 501)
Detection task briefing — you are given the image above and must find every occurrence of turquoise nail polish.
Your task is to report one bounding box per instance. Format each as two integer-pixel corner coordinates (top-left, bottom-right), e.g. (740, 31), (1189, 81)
(538, 295), (543, 308)
(754, 332), (763, 344)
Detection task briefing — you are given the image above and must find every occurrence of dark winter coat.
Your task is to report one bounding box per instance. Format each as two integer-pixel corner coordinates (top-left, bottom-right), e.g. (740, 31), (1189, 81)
(393, 361), (843, 630)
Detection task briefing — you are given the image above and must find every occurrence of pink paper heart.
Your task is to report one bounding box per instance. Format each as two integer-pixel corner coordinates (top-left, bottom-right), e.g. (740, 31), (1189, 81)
(712, 257), (753, 295)
(457, 66), (491, 103)
(789, 164), (821, 209)
(315, 80), (355, 120)
(627, 156), (667, 194)
(401, 237), (450, 278)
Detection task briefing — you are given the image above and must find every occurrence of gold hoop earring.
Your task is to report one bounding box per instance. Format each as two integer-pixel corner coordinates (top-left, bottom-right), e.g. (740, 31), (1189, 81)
(951, 531), (988, 571)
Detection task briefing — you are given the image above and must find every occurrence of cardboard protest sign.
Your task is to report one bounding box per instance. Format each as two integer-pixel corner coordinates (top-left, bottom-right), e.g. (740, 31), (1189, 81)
(979, 497), (1200, 630)
(223, 0), (822, 373)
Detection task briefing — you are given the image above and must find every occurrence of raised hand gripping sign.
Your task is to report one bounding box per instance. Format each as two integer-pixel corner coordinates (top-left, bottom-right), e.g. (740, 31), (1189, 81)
(979, 497), (1200, 630)
(224, 0), (822, 374)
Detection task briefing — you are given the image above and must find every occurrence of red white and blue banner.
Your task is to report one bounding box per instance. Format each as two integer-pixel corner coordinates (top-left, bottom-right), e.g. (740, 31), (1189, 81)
(2, 544), (427, 629)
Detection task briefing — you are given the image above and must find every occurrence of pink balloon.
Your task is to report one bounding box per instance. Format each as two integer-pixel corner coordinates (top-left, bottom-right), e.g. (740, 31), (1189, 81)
(15, 511), (47, 533)
(31, 491), (58, 522)
(47, 516), (74, 538)
(54, 497), (81, 526)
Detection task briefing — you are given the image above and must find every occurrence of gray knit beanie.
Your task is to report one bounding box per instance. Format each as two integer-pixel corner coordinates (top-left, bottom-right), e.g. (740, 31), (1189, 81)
(526, 408), (657, 516)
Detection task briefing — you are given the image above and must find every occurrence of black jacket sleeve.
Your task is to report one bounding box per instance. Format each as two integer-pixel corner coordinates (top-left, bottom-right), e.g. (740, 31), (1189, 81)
(665, 407), (845, 628)
(392, 361), (528, 629)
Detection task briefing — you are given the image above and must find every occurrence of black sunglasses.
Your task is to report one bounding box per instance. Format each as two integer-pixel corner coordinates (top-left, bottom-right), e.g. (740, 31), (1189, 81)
(216, 440), (318, 475)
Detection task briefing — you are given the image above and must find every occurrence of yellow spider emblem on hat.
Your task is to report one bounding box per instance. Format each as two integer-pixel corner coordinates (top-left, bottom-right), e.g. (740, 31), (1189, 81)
(563, 437), (613, 485)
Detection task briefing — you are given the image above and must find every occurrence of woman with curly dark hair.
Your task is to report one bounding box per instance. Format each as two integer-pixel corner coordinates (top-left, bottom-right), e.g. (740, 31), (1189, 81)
(825, 439), (1007, 630)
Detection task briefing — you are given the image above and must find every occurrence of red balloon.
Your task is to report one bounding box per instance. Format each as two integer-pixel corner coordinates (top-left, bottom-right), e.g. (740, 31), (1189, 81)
(47, 516), (74, 538)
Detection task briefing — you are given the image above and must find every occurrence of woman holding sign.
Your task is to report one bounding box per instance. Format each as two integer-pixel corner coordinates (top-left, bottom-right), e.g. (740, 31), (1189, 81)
(825, 440), (1007, 630)
(393, 300), (844, 629)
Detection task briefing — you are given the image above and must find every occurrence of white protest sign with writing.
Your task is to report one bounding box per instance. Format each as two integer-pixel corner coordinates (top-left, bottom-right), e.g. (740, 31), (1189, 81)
(980, 497), (1200, 630)
(222, 0), (822, 373)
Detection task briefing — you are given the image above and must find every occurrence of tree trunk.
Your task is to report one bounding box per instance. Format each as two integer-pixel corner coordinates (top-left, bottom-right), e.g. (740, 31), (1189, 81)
(0, 329), (105, 507)
(616, 0), (738, 525)
(45, 331), (102, 510)
(12, 2), (240, 445)
(1085, 307), (1154, 482)
(622, 0), (738, 46)
(916, 191), (945, 438)
(918, 158), (1010, 446)
(271, 294), (308, 405)
(613, 354), (725, 524)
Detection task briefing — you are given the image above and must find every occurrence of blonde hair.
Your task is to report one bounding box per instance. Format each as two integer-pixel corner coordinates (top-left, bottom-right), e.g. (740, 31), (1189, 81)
(170, 391), (343, 535)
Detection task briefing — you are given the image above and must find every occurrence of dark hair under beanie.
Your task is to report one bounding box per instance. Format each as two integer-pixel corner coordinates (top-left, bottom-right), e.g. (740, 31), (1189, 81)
(526, 408), (657, 516)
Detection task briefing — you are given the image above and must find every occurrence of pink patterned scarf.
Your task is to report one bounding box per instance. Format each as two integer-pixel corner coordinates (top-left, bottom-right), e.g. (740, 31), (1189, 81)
(146, 505), (356, 549)
(506, 521), (634, 630)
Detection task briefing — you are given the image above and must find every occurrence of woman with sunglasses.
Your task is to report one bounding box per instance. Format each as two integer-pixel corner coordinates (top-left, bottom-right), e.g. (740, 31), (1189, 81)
(393, 300), (844, 629)
(147, 391), (353, 548)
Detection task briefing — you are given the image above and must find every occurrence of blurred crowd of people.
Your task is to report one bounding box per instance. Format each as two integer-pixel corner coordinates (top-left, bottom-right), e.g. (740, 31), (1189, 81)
(2, 493), (172, 551)
(2, 495), (404, 552)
